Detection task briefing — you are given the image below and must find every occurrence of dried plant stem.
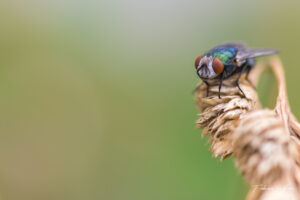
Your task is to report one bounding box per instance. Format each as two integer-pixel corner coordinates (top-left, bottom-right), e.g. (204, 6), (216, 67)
(195, 57), (300, 200)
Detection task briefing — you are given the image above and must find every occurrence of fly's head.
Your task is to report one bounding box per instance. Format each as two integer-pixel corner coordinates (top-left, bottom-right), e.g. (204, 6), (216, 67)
(195, 55), (224, 79)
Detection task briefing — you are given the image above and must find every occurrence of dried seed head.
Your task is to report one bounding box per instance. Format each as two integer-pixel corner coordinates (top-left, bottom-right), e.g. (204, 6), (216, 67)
(194, 58), (300, 199)
(195, 73), (260, 159)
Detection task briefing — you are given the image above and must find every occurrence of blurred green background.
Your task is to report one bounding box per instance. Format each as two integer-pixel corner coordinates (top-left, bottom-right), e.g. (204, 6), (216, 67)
(0, 0), (300, 199)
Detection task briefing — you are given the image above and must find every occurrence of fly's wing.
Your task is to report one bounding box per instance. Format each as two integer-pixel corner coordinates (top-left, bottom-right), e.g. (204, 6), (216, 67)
(235, 48), (279, 64)
(212, 42), (278, 66)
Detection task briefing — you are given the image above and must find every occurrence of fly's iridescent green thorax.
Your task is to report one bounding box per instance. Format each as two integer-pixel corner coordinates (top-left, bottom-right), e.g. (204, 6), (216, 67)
(206, 46), (238, 66)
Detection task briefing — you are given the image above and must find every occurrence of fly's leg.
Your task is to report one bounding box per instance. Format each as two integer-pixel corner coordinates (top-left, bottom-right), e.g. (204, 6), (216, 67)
(218, 73), (224, 99)
(192, 81), (210, 97)
(203, 81), (209, 97)
(236, 65), (247, 98)
(245, 65), (256, 88)
(245, 65), (251, 81)
(245, 59), (256, 88)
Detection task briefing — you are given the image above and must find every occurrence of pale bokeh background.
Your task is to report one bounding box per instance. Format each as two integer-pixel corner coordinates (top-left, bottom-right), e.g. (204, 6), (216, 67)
(0, 0), (300, 199)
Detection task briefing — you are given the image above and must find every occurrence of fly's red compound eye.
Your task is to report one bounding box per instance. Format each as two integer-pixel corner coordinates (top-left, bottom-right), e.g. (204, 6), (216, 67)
(212, 58), (224, 74)
(194, 56), (202, 69)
